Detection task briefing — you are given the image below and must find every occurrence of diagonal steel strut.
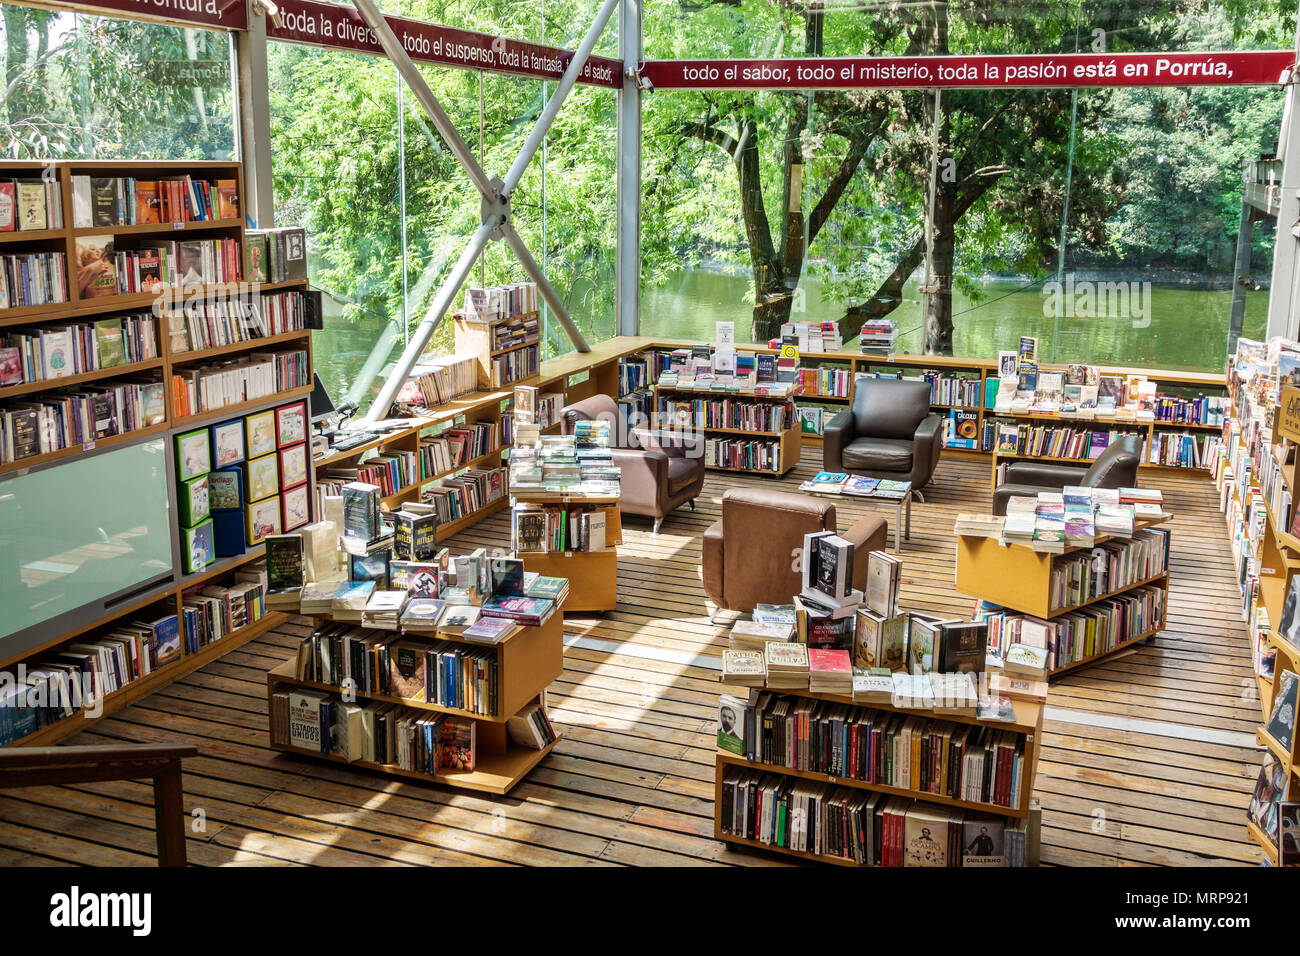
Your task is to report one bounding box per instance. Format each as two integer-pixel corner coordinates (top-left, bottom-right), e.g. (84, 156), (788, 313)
(356, 0), (618, 421)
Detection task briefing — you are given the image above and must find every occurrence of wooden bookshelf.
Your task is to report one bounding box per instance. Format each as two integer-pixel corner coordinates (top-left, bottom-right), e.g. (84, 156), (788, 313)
(0, 158), (318, 751)
(453, 310), (541, 390)
(0, 159), (314, 473)
(954, 514), (1173, 676)
(266, 608), (564, 795)
(652, 382), (803, 476)
(713, 683), (1044, 866)
(514, 501), (621, 612)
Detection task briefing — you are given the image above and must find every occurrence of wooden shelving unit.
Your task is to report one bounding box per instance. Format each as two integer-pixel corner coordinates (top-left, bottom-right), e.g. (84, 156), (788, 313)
(513, 493), (622, 612)
(652, 381), (802, 476)
(266, 607), (564, 796)
(1243, 384), (1300, 864)
(453, 309), (540, 390)
(954, 514), (1172, 676)
(0, 159), (314, 749)
(0, 159), (314, 476)
(713, 683), (1044, 866)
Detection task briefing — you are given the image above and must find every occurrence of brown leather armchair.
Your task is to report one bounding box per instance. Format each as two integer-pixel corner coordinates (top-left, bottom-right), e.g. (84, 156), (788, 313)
(702, 488), (888, 617)
(560, 394), (705, 533)
(992, 433), (1142, 515)
(824, 378), (943, 497)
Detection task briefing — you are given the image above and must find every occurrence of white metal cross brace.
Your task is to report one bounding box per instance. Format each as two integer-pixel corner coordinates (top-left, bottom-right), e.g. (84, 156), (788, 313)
(357, 0), (618, 421)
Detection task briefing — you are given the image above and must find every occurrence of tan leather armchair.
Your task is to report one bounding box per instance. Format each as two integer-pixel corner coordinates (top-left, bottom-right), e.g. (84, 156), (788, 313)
(560, 394), (705, 533)
(702, 488), (888, 617)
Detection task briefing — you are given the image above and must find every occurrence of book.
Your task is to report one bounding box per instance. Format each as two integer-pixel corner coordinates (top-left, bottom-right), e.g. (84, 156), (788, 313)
(388, 641), (428, 701)
(264, 534), (305, 608)
(1003, 643), (1049, 679)
(461, 616), (518, 645)
(721, 649), (766, 687)
(864, 550), (901, 617)
(287, 690), (331, 752)
(908, 617), (941, 674)
(400, 598), (446, 631)
(436, 604), (481, 634)
(937, 620), (987, 674)
(1264, 669), (1298, 753)
(807, 648), (853, 694)
(716, 694), (746, 754)
(439, 718), (476, 771)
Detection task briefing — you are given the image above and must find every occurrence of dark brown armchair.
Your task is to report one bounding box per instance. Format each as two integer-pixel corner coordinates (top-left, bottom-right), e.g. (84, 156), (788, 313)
(560, 394), (705, 533)
(992, 433), (1143, 515)
(823, 378), (943, 497)
(702, 488), (888, 618)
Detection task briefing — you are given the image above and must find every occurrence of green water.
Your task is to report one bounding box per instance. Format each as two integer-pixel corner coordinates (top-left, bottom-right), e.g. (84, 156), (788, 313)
(312, 267), (1267, 404)
(641, 268), (1268, 372)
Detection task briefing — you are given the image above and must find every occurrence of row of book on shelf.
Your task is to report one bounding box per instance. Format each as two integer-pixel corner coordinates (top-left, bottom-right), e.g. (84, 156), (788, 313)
(68, 174), (236, 227)
(0, 561), (272, 746)
(1, 312), (159, 387)
(0, 376), (167, 466)
(461, 281), (538, 323)
(719, 766), (1031, 866)
(0, 176), (64, 232)
(170, 347), (309, 418)
(166, 288), (318, 353)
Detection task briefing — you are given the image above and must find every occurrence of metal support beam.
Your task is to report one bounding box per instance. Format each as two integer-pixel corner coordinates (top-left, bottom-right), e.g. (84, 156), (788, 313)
(616, 0), (642, 337)
(1266, 22), (1300, 340)
(353, 0), (496, 199)
(1228, 186), (1255, 353)
(499, 0), (620, 199)
(354, 0), (614, 422)
(501, 221), (590, 352)
(365, 217), (500, 421)
(234, 7), (274, 227)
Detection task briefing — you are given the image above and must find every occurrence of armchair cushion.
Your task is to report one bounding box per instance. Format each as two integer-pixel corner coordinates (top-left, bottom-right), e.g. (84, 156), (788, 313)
(666, 456), (701, 495)
(1002, 461), (1087, 488)
(851, 378), (931, 440)
(842, 436), (913, 472)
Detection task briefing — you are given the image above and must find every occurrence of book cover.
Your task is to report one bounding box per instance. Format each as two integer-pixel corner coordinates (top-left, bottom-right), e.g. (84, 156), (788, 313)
(0, 347), (20, 386)
(938, 620), (987, 674)
(0, 180), (14, 231)
(288, 690), (331, 752)
(716, 694), (745, 755)
(388, 641), (427, 701)
(75, 235), (118, 298)
(93, 319), (127, 368)
(1264, 669), (1298, 753)
(461, 616), (516, 645)
(439, 718), (476, 771)
(265, 534), (305, 595)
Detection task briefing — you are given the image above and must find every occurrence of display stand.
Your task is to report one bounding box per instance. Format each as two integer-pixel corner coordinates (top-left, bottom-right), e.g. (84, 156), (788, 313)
(652, 381), (802, 476)
(266, 606), (563, 796)
(955, 514), (1172, 677)
(714, 683), (1044, 866)
(511, 492), (621, 612)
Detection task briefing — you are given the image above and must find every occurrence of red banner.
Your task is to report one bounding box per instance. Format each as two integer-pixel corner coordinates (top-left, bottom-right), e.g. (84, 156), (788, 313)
(17, 0), (247, 30)
(267, 0), (621, 89)
(640, 50), (1296, 90)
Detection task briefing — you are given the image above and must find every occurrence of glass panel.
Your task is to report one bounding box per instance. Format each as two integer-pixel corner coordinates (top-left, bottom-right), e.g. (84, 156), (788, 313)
(640, 79), (1284, 372)
(0, 7), (235, 160)
(0, 438), (174, 643)
(268, 42), (404, 408)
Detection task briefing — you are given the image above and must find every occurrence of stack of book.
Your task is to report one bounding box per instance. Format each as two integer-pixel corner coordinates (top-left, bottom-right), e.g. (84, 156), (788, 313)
(808, 648), (853, 694)
(763, 641), (810, 689)
(361, 589), (407, 630)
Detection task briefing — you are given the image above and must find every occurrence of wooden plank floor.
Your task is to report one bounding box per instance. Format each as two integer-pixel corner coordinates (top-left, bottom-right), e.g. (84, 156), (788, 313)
(0, 450), (1266, 867)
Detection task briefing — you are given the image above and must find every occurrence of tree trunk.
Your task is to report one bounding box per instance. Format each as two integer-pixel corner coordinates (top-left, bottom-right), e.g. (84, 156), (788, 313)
(4, 6), (30, 130)
(925, 178), (956, 354)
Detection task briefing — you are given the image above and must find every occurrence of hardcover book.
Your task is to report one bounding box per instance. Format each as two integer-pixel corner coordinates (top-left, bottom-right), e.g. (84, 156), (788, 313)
(716, 694), (746, 755)
(388, 641), (428, 701)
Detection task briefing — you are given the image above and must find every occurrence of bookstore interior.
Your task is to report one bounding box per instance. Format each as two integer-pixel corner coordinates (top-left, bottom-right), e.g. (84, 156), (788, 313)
(2, 0), (1300, 907)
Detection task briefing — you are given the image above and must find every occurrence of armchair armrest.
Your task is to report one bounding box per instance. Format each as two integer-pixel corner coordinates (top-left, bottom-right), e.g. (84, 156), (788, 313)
(702, 518), (725, 609)
(841, 515), (889, 593)
(823, 410), (855, 472)
(1001, 461), (1087, 488)
(611, 447), (669, 515)
(911, 414), (944, 483)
